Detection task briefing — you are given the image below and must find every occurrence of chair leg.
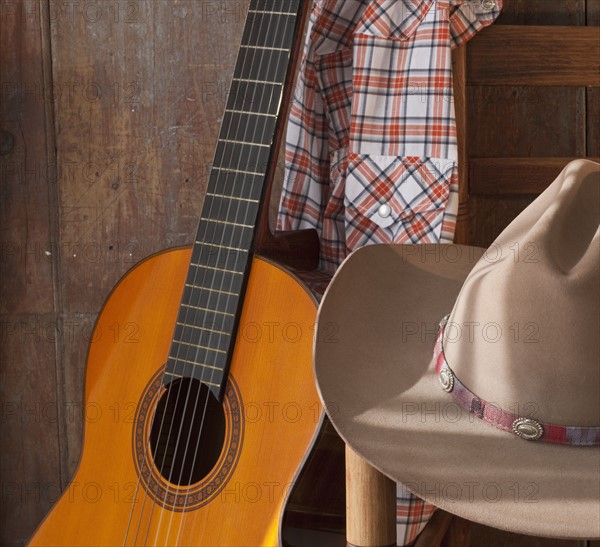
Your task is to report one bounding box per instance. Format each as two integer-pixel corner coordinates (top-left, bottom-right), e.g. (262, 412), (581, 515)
(346, 445), (396, 547)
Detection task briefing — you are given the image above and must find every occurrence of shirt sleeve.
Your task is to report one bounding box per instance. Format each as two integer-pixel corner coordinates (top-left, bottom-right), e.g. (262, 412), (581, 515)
(276, 41), (330, 233)
(449, 0), (503, 49)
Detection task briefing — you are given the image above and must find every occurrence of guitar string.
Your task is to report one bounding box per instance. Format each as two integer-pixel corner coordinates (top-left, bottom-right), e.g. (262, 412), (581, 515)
(150, 2), (271, 543)
(148, 1), (287, 544)
(128, 1), (292, 542)
(121, 1), (270, 543)
(164, 3), (291, 543)
(151, 1), (277, 540)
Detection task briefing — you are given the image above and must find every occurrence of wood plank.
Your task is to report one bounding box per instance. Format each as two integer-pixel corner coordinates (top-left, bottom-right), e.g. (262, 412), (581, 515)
(588, 0), (600, 25)
(496, 0), (586, 25)
(467, 87), (584, 158)
(0, 315), (63, 546)
(49, 0), (249, 314)
(588, 88), (600, 157)
(59, 311), (98, 474)
(0, 2), (63, 545)
(468, 26), (600, 86)
(452, 46), (470, 245)
(469, 157), (599, 195)
(0, 15), (56, 312)
(469, 195), (535, 248)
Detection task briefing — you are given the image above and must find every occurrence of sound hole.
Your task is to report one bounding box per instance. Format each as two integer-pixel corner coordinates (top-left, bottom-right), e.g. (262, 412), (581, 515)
(149, 378), (225, 486)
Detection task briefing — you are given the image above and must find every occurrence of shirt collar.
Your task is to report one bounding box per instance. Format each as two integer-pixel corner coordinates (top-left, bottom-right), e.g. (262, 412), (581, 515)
(312, 0), (435, 56)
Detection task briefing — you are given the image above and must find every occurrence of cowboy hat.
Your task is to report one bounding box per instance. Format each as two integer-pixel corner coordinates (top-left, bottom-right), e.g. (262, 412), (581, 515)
(313, 159), (600, 538)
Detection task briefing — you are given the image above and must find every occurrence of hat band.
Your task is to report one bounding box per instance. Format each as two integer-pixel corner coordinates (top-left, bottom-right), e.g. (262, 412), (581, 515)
(434, 316), (600, 447)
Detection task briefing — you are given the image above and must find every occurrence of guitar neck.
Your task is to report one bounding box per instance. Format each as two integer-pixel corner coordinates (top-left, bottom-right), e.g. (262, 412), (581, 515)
(165, 0), (305, 399)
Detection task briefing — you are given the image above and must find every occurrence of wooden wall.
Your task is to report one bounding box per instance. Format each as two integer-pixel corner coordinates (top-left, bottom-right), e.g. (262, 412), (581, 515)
(462, 0), (600, 248)
(0, 0), (598, 545)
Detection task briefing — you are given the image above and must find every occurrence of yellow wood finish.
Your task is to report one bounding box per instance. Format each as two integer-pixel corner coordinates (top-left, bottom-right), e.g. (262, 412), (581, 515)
(29, 249), (322, 546)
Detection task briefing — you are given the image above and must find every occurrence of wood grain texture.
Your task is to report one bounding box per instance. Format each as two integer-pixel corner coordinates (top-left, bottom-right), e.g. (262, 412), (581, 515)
(345, 447), (395, 547)
(0, 2), (62, 544)
(467, 26), (600, 86)
(496, 0), (586, 25)
(588, 88), (600, 157)
(589, 0), (600, 24)
(452, 47), (470, 246)
(469, 157), (600, 195)
(467, 87), (586, 158)
(469, 195), (536, 248)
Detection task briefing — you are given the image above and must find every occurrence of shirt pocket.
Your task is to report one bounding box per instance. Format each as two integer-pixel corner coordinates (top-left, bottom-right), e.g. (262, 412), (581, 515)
(354, 0), (435, 40)
(344, 154), (454, 248)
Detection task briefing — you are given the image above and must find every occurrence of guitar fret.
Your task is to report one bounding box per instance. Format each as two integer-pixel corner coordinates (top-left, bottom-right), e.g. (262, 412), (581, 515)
(235, 46), (289, 87)
(170, 357), (223, 370)
(205, 192), (259, 205)
(201, 218), (254, 229)
(191, 263), (244, 276)
(181, 302), (235, 318)
(240, 44), (289, 52)
(212, 166), (264, 177)
(174, 339), (228, 354)
(196, 237), (250, 253)
(248, 10), (296, 16)
(219, 138), (271, 148)
(232, 77), (283, 86)
(199, 286), (239, 297)
(176, 321), (231, 337)
(224, 109), (276, 118)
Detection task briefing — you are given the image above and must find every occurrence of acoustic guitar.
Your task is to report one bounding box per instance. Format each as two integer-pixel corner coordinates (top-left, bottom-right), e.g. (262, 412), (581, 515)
(29, 1), (324, 545)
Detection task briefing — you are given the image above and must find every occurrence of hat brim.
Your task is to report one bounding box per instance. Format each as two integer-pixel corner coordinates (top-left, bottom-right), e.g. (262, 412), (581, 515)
(314, 243), (600, 539)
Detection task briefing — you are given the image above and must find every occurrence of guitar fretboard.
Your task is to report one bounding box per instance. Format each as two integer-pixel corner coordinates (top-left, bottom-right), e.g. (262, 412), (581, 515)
(165, 0), (302, 398)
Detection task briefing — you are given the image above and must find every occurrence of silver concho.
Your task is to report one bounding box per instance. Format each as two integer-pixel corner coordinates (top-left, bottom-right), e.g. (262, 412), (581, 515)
(512, 418), (544, 441)
(439, 367), (454, 393)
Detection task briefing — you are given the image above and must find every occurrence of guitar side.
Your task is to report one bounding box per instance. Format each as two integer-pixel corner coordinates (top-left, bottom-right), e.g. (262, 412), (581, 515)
(29, 247), (322, 546)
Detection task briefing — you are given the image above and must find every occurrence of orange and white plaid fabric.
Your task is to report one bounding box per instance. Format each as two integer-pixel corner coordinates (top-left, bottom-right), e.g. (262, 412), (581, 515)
(277, 0), (502, 544)
(278, 0), (502, 275)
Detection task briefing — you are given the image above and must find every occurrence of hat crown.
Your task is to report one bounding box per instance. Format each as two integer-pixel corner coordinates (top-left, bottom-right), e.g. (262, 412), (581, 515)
(445, 160), (600, 426)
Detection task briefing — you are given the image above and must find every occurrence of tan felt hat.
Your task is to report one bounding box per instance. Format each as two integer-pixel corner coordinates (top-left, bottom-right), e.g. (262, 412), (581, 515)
(314, 159), (600, 539)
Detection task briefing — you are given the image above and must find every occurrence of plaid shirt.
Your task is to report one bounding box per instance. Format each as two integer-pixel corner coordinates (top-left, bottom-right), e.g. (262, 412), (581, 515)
(277, 0), (502, 275)
(277, 0), (502, 544)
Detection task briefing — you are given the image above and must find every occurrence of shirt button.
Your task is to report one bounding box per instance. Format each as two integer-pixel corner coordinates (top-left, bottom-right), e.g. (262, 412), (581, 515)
(378, 204), (392, 218)
(481, 0), (496, 9)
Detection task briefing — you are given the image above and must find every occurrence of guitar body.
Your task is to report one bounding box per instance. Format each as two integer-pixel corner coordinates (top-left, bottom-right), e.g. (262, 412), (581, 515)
(29, 248), (322, 546)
